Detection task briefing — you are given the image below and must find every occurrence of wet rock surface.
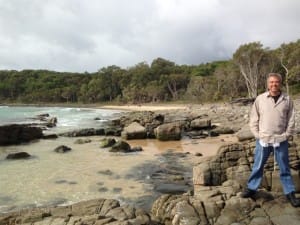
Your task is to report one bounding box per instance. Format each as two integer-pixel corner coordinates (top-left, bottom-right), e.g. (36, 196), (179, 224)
(119, 150), (194, 212)
(0, 124), (43, 145)
(0, 199), (152, 225)
(6, 152), (31, 160)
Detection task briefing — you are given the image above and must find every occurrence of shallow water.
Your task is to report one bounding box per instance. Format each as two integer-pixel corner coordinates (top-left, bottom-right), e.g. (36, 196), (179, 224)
(0, 105), (237, 213)
(0, 137), (154, 212)
(0, 135), (236, 213)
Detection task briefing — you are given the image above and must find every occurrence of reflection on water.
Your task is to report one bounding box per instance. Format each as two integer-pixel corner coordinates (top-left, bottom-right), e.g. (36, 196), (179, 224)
(0, 135), (236, 213)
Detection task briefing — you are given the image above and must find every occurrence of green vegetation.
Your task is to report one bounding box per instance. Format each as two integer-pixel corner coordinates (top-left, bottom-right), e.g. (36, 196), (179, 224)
(0, 40), (299, 104)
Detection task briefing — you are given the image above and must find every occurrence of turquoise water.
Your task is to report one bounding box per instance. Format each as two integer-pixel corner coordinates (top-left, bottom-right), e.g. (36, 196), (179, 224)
(0, 106), (123, 132)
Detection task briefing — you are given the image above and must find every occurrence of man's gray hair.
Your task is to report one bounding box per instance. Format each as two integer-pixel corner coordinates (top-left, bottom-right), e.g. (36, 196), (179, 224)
(267, 73), (282, 83)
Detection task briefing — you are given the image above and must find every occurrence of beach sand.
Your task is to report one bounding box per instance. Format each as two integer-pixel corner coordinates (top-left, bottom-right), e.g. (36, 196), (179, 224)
(100, 104), (189, 111)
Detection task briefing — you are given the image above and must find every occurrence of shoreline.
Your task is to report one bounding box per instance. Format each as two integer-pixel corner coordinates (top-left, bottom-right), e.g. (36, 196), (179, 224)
(100, 104), (188, 111)
(2, 102), (190, 112)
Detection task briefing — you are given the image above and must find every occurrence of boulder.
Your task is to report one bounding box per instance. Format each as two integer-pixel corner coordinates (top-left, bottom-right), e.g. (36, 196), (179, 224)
(190, 118), (211, 129)
(154, 122), (182, 141)
(100, 138), (116, 148)
(54, 145), (72, 153)
(109, 140), (132, 153)
(212, 126), (235, 135)
(121, 122), (147, 140)
(6, 152), (31, 160)
(109, 140), (142, 153)
(236, 125), (254, 141)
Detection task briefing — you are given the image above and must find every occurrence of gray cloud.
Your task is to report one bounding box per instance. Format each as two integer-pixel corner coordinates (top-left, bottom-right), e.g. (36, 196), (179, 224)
(0, 0), (299, 72)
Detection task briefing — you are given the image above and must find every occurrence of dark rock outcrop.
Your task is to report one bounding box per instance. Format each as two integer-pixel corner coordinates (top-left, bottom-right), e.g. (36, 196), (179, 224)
(42, 134), (58, 139)
(109, 140), (142, 153)
(0, 124), (43, 145)
(54, 145), (72, 153)
(59, 128), (105, 137)
(100, 138), (116, 148)
(6, 152), (31, 160)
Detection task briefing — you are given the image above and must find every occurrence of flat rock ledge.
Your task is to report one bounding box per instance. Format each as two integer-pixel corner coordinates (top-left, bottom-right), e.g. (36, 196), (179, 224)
(150, 136), (300, 225)
(152, 190), (300, 225)
(0, 198), (152, 225)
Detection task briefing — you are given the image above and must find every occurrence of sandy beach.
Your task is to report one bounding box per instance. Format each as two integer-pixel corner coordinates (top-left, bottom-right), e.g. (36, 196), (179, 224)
(100, 104), (189, 111)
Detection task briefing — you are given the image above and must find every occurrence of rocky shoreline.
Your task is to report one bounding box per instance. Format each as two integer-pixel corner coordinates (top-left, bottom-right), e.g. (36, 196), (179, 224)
(1, 99), (300, 225)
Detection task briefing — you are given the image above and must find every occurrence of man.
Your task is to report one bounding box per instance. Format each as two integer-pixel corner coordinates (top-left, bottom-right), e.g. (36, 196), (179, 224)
(241, 73), (300, 207)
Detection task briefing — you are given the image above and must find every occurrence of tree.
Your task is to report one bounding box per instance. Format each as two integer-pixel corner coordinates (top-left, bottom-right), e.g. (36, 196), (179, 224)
(97, 65), (124, 101)
(277, 40), (300, 94)
(151, 58), (175, 77)
(213, 61), (244, 100)
(161, 73), (190, 100)
(233, 42), (271, 98)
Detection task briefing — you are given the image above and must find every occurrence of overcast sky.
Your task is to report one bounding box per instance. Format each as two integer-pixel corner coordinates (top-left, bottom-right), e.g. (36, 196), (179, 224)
(0, 0), (299, 72)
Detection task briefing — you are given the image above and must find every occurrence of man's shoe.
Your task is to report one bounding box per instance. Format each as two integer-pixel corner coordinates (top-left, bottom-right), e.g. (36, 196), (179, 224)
(241, 188), (256, 198)
(286, 192), (300, 207)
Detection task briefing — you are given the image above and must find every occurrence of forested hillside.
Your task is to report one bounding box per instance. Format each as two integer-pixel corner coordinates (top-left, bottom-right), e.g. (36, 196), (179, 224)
(0, 40), (299, 104)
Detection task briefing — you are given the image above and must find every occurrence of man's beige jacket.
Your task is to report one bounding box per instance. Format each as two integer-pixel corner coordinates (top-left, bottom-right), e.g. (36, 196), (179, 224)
(249, 91), (295, 143)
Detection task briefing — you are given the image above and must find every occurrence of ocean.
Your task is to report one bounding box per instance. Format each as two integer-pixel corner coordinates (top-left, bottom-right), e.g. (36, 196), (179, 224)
(0, 106), (124, 133)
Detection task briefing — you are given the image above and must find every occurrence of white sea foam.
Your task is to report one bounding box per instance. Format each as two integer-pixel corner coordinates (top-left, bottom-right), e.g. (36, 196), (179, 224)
(0, 106), (123, 131)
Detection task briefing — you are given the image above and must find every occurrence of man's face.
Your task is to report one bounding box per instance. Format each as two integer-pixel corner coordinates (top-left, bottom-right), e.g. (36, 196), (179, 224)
(268, 76), (281, 95)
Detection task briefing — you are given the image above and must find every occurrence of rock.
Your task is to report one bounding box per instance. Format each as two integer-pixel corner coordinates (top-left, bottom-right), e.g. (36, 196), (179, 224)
(74, 138), (92, 144)
(193, 162), (211, 186)
(6, 152), (31, 160)
(212, 126), (235, 135)
(104, 127), (122, 136)
(154, 183), (190, 194)
(54, 145), (72, 153)
(59, 128), (105, 137)
(236, 125), (254, 141)
(186, 130), (208, 139)
(121, 122), (147, 140)
(190, 118), (211, 129)
(36, 113), (50, 119)
(193, 143), (249, 187)
(109, 140), (132, 153)
(0, 198), (152, 224)
(230, 97), (255, 105)
(46, 117), (57, 127)
(154, 122), (182, 141)
(0, 124), (43, 145)
(119, 111), (165, 138)
(109, 141), (142, 153)
(131, 146), (143, 152)
(100, 138), (116, 148)
(42, 134), (58, 139)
